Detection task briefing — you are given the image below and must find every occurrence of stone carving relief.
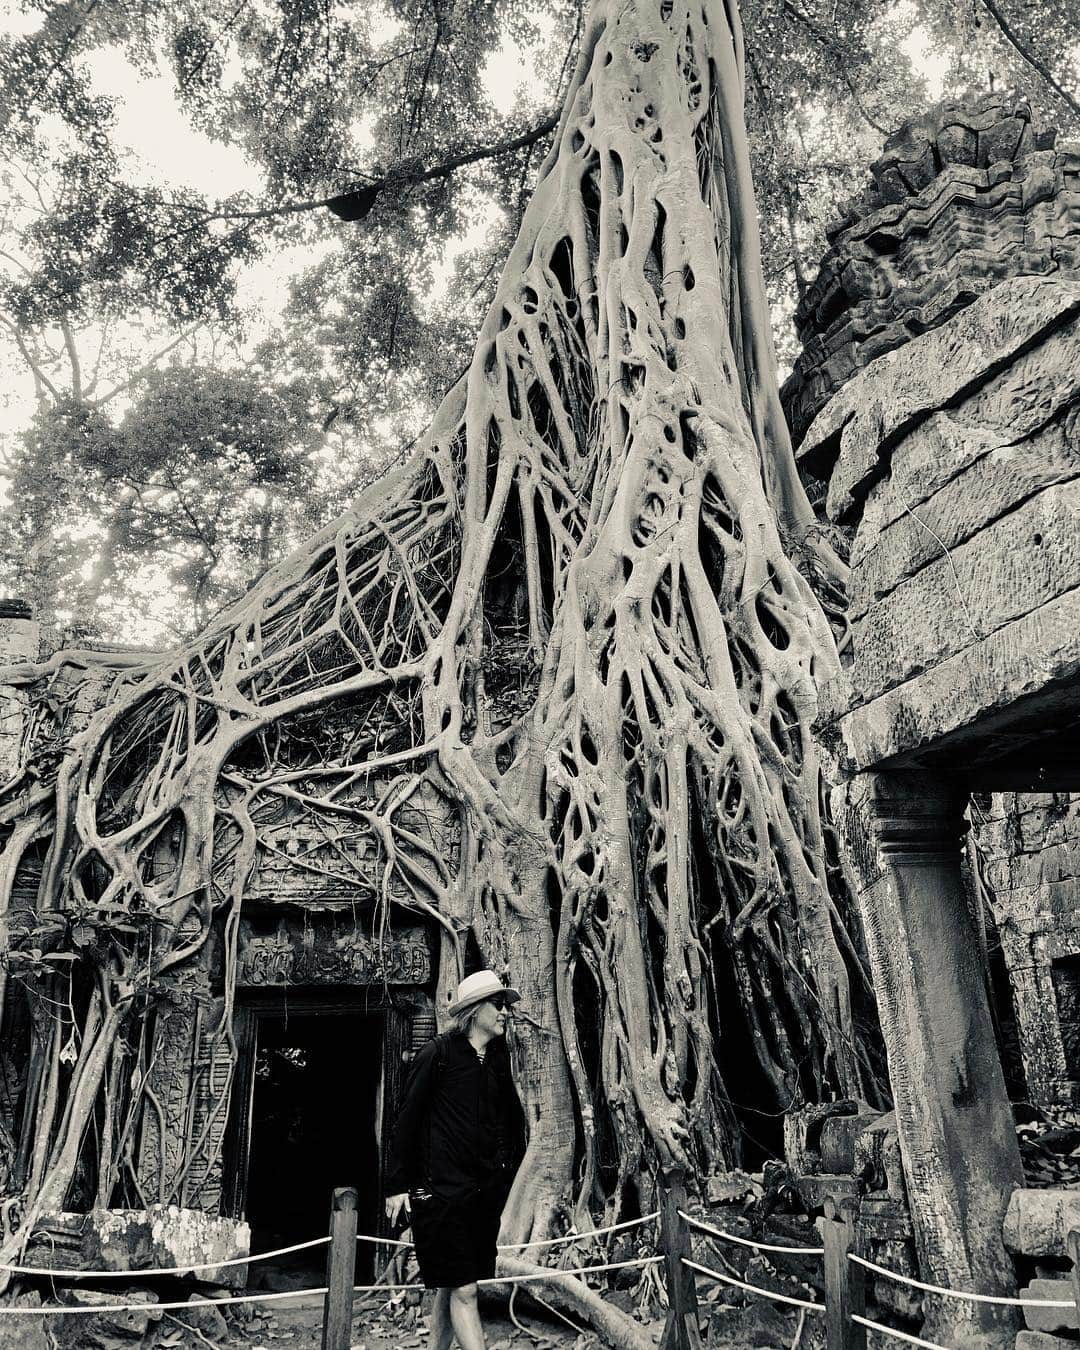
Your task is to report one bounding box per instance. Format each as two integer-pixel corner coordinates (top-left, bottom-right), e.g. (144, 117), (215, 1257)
(237, 917), (431, 987)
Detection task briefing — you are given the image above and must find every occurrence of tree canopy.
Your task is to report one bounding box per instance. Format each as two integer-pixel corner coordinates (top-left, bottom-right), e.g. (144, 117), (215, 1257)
(1, 0), (1077, 639)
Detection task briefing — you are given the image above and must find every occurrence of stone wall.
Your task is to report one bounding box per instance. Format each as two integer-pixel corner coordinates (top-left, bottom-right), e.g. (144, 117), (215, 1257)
(805, 273), (1080, 772)
(976, 793), (1080, 1107)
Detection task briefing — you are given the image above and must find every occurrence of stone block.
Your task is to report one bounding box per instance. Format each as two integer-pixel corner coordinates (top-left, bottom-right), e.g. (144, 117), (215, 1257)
(1016, 1334), (1078, 1349)
(0, 1292), (51, 1350)
(849, 480), (1080, 703)
(829, 585), (1080, 770)
(1004, 1187), (1080, 1256)
(792, 1173), (860, 1210)
(850, 417), (1080, 614)
(820, 1108), (886, 1173)
(168, 1294), (230, 1342)
(43, 1287), (161, 1346)
(1019, 1279), (1078, 1334)
(29, 1205), (251, 1288)
(797, 276), (1080, 522)
(853, 1112), (907, 1200)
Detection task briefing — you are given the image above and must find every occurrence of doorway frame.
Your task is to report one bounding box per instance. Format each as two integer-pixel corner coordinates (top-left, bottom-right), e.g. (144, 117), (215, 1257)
(221, 986), (410, 1236)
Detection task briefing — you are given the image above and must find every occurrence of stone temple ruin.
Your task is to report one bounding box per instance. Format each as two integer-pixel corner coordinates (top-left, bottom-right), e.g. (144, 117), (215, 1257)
(0, 604), (447, 1290)
(0, 91), (1079, 1346)
(780, 93), (1080, 1346)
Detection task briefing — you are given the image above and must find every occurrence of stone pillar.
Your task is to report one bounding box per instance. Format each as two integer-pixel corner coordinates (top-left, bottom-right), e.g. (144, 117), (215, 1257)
(840, 770), (1023, 1347)
(0, 599), (39, 782)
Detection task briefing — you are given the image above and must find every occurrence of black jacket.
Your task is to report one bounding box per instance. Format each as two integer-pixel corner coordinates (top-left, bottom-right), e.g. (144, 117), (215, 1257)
(385, 1032), (523, 1199)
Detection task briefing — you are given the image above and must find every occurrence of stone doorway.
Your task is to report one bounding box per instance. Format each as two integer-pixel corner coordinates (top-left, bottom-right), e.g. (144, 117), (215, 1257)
(224, 990), (406, 1290)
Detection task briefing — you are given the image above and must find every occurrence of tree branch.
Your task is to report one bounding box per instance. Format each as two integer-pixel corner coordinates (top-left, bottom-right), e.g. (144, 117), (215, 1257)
(0, 313), (59, 403)
(91, 325), (203, 408)
(160, 112), (561, 232)
(975, 0), (1080, 123)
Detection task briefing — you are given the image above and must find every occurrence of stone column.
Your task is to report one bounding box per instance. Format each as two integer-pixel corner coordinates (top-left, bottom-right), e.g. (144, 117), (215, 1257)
(840, 770), (1023, 1348)
(0, 599), (40, 782)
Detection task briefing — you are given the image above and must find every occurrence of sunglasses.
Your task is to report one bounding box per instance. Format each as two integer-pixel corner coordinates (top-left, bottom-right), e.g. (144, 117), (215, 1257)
(486, 994), (513, 1011)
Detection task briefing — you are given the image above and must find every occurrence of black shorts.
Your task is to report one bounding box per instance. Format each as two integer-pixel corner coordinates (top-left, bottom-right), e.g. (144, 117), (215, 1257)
(410, 1179), (507, 1289)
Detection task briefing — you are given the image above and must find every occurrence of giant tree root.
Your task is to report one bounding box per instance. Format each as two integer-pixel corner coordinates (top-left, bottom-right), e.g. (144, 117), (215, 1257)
(495, 1256), (656, 1350)
(0, 0), (884, 1264)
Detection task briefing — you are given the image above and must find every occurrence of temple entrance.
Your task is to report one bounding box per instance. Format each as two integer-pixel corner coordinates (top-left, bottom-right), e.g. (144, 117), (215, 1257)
(225, 992), (392, 1290)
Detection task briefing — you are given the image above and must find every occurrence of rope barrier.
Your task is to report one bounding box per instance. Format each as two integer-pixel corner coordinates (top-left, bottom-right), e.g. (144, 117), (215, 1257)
(371, 1209), (660, 1254)
(479, 1256), (663, 1286)
(679, 1210), (824, 1257)
(851, 1313), (952, 1349)
(500, 1210), (661, 1252)
(0, 1235), (331, 1279)
(682, 1257), (823, 1313)
(0, 1254), (664, 1316)
(0, 1286), (336, 1315)
(850, 1252), (1075, 1308)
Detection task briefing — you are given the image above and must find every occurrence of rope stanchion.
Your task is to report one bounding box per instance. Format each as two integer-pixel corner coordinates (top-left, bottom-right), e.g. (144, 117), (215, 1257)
(0, 1235), (330, 1279)
(850, 1252), (1076, 1308)
(851, 1313), (952, 1349)
(682, 1257), (823, 1313)
(358, 1232), (412, 1248)
(679, 1210), (824, 1257)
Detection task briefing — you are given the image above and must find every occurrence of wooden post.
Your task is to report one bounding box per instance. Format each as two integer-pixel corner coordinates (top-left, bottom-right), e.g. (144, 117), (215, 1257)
(322, 1186), (358, 1350)
(1066, 1229), (1080, 1321)
(659, 1164), (703, 1350)
(822, 1195), (865, 1350)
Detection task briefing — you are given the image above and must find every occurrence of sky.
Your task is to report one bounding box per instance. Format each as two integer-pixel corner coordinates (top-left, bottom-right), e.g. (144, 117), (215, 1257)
(0, 6), (539, 437)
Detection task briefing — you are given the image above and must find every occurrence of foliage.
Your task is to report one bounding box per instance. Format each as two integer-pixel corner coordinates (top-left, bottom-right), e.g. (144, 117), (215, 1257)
(3, 0), (1078, 636)
(0, 365), (321, 635)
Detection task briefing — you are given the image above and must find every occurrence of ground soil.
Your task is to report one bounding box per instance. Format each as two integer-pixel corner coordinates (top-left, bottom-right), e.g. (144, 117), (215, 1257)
(219, 1290), (628, 1348)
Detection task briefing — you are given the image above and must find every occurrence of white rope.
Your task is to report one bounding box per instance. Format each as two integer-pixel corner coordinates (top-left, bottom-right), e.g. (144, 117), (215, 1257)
(0, 1256), (664, 1315)
(0, 1235), (330, 1279)
(851, 1313), (952, 1349)
(850, 1252), (1076, 1308)
(0, 1286), (335, 1316)
(479, 1256), (663, 1287)
(679, 1210), (824, 1257)
(682, 1257), (823, 1313)
(374, 1209), (660, 1254)
(499, 1210), (661, 1252)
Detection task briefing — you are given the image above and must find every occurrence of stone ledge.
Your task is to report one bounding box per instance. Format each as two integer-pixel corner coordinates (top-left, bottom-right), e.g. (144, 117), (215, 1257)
(796, 276), (1080, 522)
(824, 587), (1080, 770)
(1019, 1280), (1079, 1334)
(850, 411), (1080, 614)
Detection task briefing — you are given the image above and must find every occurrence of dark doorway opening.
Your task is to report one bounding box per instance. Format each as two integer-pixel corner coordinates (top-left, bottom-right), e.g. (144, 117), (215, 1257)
(238, 1007), (382, 1290)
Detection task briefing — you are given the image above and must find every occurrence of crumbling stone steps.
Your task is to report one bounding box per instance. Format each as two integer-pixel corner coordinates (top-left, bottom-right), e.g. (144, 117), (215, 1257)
(1006, 1190), (1080, 1346)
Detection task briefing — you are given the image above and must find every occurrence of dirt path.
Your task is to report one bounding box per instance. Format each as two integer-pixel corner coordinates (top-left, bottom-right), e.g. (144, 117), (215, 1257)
(220, 1292), (609, 1349)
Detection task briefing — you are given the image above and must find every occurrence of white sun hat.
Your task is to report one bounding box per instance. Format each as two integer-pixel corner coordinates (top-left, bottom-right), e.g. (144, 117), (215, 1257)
(448, 969), (521, 1017)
